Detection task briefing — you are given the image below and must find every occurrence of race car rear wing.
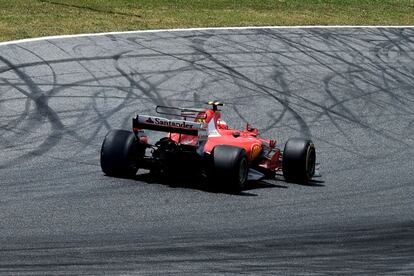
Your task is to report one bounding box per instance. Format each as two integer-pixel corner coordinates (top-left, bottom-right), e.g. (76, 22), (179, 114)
(133, 115), (206, 136)
(155, 105), (206, 119)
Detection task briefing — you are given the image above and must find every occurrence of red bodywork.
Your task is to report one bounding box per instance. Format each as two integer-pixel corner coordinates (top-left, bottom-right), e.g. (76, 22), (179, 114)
(168, 108), (281, 174)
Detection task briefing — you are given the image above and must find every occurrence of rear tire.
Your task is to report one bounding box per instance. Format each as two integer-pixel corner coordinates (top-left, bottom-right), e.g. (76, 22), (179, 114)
(212, 145), (248, 192)
(282, 138), (316, 183)
(100, 129), (142, 178)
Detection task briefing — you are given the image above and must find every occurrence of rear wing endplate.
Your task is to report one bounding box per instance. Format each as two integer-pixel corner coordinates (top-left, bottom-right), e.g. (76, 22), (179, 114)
(133, 115), (206, 136)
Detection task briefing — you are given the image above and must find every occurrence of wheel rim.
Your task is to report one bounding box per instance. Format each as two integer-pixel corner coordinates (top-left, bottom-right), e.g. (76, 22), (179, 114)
(239, 158), (248, 184)
(306, 146), (316, 178)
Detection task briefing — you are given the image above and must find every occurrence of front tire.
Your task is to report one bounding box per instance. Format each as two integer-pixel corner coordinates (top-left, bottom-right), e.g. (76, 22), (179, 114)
(100, 129), (142, 178)
(212, 145), (248, 192)
(282, 138), (316, 183)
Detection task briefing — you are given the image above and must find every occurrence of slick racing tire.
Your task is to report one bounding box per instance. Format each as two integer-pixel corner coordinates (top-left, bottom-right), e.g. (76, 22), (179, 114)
(282, 138), (316, 183)
(100, 129), (143, 178)
(212, 145), (248, 192)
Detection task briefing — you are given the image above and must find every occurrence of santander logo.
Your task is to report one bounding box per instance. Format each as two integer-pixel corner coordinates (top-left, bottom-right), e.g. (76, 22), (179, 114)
(144, 116), (194, 129)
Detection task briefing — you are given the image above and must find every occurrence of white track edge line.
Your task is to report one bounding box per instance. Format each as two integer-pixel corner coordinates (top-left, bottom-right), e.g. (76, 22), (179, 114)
(0, 25), (413, 47)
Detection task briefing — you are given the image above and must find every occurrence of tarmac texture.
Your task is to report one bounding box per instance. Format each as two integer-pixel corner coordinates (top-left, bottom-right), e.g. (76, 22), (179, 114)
(1, 28), (414, 274)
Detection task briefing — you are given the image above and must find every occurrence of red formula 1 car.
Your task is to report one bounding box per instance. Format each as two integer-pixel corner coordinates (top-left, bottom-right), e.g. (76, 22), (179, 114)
(100, 101), (317, 192)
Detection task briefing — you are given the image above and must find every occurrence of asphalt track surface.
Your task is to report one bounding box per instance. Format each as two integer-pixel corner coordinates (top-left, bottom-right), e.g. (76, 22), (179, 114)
(1, 27), (414, 275)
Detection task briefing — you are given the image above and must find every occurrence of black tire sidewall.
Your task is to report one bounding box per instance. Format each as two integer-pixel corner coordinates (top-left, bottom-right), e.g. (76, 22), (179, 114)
(282, 138), (315, 183)
(212, 145), (248, 192)
(100, 129), (139, 177)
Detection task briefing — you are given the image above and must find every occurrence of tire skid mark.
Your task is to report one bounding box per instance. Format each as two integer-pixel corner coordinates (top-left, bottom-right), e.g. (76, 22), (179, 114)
(131, 33), (313, 138)
(0, 28), (413, 275)
(0, 55), (64, 169)
(46, 40), (126, 151)
(262, 29), (413, 147)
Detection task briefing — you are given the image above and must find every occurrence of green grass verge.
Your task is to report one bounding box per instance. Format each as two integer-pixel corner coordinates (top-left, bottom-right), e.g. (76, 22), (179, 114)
(1, 0), (414, 42)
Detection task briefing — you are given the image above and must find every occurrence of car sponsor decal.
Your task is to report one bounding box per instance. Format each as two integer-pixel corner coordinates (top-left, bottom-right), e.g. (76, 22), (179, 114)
(146, 117), (154, 124)
(138, 115), (203, 130)
(250, 143), (262, 160)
